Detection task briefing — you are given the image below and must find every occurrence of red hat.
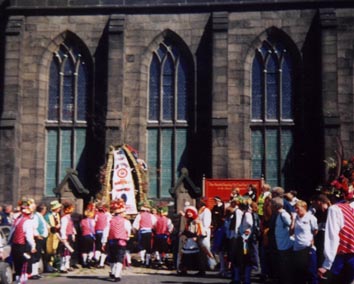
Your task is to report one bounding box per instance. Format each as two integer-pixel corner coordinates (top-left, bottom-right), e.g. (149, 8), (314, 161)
(184, 205), (198, 220)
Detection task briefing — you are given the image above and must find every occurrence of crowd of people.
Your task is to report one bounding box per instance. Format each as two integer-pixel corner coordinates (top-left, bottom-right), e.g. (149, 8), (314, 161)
(176, 183), (354, 284)
(178, 184), (354, 284)
(2, 181), (354, 284)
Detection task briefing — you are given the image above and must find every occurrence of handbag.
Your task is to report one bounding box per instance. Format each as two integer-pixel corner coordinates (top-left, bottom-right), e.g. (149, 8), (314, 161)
(181, 237), (200, 254)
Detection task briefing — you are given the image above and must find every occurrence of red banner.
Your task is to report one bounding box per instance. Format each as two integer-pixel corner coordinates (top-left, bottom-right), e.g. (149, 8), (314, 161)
(204, 178), (262, 203)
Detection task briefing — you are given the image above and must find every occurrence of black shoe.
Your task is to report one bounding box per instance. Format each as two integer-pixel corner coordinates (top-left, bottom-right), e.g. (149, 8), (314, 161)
(114, 277), (121, 282)
(194, 271), (206, 277)
(109, 273), (114, 279)
(177, 271), (188, 276)
(60, 270), (68, 274)
(30, 275), (41, 280)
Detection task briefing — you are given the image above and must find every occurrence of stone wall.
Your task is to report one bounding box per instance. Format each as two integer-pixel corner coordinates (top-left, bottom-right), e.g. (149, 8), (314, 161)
(1, 1), (354, 204)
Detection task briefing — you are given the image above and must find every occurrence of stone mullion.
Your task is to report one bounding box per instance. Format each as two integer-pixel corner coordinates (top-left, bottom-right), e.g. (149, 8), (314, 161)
(0, 16), (24, 204)
(319, 9), (340, 163)
(105, 14), (125, 148)
(211, 12), (229, 178)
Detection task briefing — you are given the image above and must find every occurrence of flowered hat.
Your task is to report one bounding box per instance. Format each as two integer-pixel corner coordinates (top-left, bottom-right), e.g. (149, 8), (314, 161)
(110, 198), (126, 214)
(18, 197), (32, 215)
(138, 201), (151, 212)
(62, 202), (74, 214)
(84, 209), (95, 218)
(158, 206), (168, 216)
(96, 200), (108, 212)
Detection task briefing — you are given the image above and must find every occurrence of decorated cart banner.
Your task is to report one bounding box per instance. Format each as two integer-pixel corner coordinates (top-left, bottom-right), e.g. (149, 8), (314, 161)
(99, 144), (148, 215)
(112, 148), (138, 214)
(203, 178), (262, 202)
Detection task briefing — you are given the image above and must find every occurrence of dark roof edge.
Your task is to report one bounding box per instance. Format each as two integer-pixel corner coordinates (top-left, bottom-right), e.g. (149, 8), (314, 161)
(4, 0), (354, 16)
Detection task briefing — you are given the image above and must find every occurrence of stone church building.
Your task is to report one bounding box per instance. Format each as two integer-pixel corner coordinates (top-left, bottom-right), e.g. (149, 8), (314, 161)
(0, 0), (353, 205)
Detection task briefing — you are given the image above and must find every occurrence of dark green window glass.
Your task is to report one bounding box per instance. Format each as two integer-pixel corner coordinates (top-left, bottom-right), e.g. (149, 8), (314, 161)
(147, 39), (191, 198)
(251, 37), (294, 187)
(45, 39), (90, 195)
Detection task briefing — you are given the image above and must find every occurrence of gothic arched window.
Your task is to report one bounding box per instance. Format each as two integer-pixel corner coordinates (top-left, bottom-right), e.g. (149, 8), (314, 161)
(45, 41), (90, 196)
(147, 39), (191, 198)
(251, 38), (294, 187)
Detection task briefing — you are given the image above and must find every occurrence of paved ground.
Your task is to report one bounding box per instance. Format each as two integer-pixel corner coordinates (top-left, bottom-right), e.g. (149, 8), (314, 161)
(28, 265), (230, 283)
(24, 253), (265, 284)
(27, 263), (264, 284)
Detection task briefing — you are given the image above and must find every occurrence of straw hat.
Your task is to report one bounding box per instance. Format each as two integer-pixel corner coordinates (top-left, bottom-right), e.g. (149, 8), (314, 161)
(50, 200), (62, 211)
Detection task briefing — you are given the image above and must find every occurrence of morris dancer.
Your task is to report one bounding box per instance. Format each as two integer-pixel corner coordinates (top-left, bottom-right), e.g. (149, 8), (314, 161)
(80, 204), (96, 268)
(102, 199), (131, 282)
(59, 202), (76, 273)
(9, 198), (36, 284)
(153, 206), (174, 265)
(94, 201), (111, 268)
(132, 202), (156, 266)
(318, 186), (354, 283)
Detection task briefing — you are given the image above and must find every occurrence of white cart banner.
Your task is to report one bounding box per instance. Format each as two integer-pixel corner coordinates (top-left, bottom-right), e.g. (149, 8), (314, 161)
(112, 148), (138, 214)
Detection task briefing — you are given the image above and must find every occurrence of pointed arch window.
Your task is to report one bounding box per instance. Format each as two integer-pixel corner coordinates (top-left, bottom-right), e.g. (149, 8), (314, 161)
(45, 41), (90, 196)
(251, 38), (295, 187)
(147, 39), (191, 198)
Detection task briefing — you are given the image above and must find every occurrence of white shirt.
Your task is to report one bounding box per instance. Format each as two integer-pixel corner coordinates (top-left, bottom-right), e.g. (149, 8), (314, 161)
(322, 201), (354, 270)
(60, 215), (77, 240)
(293, 211), (318, 251)
(199, 207), (212, 234)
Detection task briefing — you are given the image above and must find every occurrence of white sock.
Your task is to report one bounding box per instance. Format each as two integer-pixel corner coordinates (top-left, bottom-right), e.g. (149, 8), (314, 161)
(94, 250), (101, 261)
(32, 262), (39, 276)
(88, 251), (94, 261)
(60, 257), (66, 271)
(146, 254), (151, 265)
(111, 263), (117, 275)
(20, 272), (28, 284)
(125, 252), (131, 265)
(82, 253), (88, 264)
(139, 250), (146, 262)
(100, 254), (107, 266)
(115, 262), (123, 278)
(65, 255), (71, 270)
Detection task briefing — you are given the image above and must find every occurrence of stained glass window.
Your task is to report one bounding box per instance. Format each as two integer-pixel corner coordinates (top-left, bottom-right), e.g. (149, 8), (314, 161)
(147, 39), (191, 198)
(251, 37), (295, 187)
(45, 39), (90, 196)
